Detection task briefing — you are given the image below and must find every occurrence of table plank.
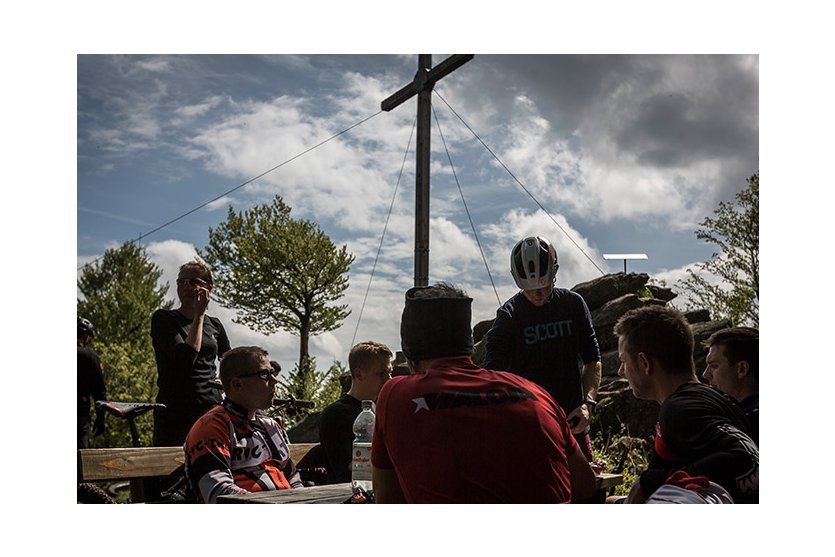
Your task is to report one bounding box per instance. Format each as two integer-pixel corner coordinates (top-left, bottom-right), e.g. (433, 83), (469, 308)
(218, 473), (624, 503)
(218, 483), (354, 504)
(596, 473), (623, 490)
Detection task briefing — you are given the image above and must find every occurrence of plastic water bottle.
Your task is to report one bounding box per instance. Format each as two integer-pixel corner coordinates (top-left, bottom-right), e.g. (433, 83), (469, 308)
(351, 400), (375, 492)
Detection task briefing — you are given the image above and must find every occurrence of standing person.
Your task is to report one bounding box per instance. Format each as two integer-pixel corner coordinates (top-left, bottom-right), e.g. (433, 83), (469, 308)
(614, 305), (758, 503)
(703, 327), (759, 444)
(151, 260), (230, 447)
(319, 341), (393, 484)
(184, 346), (302, 503)
(371, 283), (596, 504)
(483, 236), (602, 460)
(78, 317), (106, 449)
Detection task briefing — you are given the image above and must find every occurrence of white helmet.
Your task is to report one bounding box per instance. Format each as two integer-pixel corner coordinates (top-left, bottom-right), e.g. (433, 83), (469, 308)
(510, 236), (559, 290)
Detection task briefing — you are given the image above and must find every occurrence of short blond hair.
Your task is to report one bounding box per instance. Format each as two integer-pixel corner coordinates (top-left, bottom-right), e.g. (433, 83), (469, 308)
(348, 341), (392, 377)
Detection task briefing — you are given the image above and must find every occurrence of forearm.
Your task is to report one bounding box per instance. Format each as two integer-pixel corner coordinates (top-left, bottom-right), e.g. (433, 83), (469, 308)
(582, 361), (601, 400)
(184, 314), (205, 353)
(483, 317), (511, 371)
(373, 466), (406, 503)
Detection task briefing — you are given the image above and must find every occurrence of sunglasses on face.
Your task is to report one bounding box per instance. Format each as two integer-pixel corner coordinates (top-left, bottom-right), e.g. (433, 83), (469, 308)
(237, 368), (280, 381)
(177, 277), (213, 290)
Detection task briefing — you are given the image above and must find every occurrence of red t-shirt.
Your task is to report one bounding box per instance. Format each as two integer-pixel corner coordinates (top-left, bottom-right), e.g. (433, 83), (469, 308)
(371, 357), (577, 503)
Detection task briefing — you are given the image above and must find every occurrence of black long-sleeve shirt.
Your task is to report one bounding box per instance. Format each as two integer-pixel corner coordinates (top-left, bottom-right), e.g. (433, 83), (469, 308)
(318, 394), (362, 484)
(641, 382), (759, 503)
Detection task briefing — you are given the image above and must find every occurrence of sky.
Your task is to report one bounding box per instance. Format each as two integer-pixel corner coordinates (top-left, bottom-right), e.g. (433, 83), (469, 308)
(77, 53), (759, 368)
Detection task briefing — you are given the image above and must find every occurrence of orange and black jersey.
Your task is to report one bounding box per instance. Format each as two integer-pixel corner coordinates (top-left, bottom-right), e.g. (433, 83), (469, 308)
(184, 400), (302, 503)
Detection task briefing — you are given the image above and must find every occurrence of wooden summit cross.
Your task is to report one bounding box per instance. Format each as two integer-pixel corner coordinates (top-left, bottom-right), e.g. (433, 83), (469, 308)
(381, 54), (474, 287)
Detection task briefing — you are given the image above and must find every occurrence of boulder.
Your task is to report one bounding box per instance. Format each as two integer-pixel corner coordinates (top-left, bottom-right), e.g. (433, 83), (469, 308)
(646, 284), (677, 302)
(592, 294), (669, 352)
(691, 318), (733, 370)
(593, 378), (660, 442)
(600, 348), (620, 377)
(571, 272), (650, 312)
(592, 293), (669, 327)
(684, 309), (712, 324)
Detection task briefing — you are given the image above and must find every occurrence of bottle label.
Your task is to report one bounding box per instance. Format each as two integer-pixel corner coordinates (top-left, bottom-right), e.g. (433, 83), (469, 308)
(352, 442), (372, 482)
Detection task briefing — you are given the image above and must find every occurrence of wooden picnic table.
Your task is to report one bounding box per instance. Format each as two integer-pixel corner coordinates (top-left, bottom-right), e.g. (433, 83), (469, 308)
(217, 473), (623, 504)
(218, 483), (354, 504)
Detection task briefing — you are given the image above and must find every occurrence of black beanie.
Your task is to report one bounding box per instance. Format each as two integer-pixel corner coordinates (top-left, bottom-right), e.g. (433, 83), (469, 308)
(400, 286), (474, 362)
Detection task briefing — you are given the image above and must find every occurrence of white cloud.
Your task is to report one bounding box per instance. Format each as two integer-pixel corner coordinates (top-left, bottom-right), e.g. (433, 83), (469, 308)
(483, 208), (606, 290)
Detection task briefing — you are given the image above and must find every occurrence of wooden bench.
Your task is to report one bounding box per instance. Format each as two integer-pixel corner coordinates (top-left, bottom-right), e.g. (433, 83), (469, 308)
(78, 443), (319, 503)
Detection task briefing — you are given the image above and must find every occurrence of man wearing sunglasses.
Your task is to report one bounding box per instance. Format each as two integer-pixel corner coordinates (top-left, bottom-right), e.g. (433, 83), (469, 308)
(184, 346), (303, 503)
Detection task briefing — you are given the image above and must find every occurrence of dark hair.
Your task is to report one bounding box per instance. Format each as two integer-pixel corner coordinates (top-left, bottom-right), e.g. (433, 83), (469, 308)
(614, 305), (694, 375)
(400, 282), (473, 362)
(219, 346), (268, 390)
(349, 341), (393, 377)
(704, 327), (759, 380)
(178, 260), (213, 284)
(408, 281), (467, 299)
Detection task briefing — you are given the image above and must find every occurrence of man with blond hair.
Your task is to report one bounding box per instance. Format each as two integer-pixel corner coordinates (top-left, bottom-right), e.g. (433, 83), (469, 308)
(319, 341), (393, 484)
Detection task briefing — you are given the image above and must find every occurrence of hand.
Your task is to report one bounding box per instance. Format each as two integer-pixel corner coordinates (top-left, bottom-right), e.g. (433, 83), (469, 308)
(93, 412), (106, 437)
(566, 404), (590, 434)
(590, 460), (606, 475)
(194, 287), (210, 315)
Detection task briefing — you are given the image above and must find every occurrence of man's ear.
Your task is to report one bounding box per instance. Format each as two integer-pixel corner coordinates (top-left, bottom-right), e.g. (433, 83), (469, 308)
(227, 377), (242, 395)
(352, 368), (364, 382)
(637, 352), (652, 375)
(736, 360), (750, 380)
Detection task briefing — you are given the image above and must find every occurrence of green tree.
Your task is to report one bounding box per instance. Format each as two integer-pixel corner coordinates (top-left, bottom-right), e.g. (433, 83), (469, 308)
(77, 242), (172, 447)
(677, 173), (759, 326)
(271, 356), (345, 427)
(201, 195), (355, 373)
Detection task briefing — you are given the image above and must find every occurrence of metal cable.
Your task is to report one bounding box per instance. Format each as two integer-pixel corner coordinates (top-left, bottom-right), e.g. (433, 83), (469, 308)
(349, 116), (417, 347)
(432, 105), (502, 305)
(433, 91), (606, 276)
(79, 110), (384, 271)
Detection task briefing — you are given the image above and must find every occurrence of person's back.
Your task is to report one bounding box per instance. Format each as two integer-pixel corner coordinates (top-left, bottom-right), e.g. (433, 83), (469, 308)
(644, 382), (758, 503)
(737, 393), (758, 444)
(373, 357), (578, 503)
(319, 394), (362, 484)
(78, 317), (106, 449)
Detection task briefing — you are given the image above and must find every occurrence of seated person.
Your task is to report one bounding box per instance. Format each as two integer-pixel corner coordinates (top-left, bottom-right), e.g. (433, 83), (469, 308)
(614, 306), (758, 503)
(371, 282), (596, 503)
(184, 346), (302, 503)
(319, 341), (393, 484)
(703, 327), (759, 444)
